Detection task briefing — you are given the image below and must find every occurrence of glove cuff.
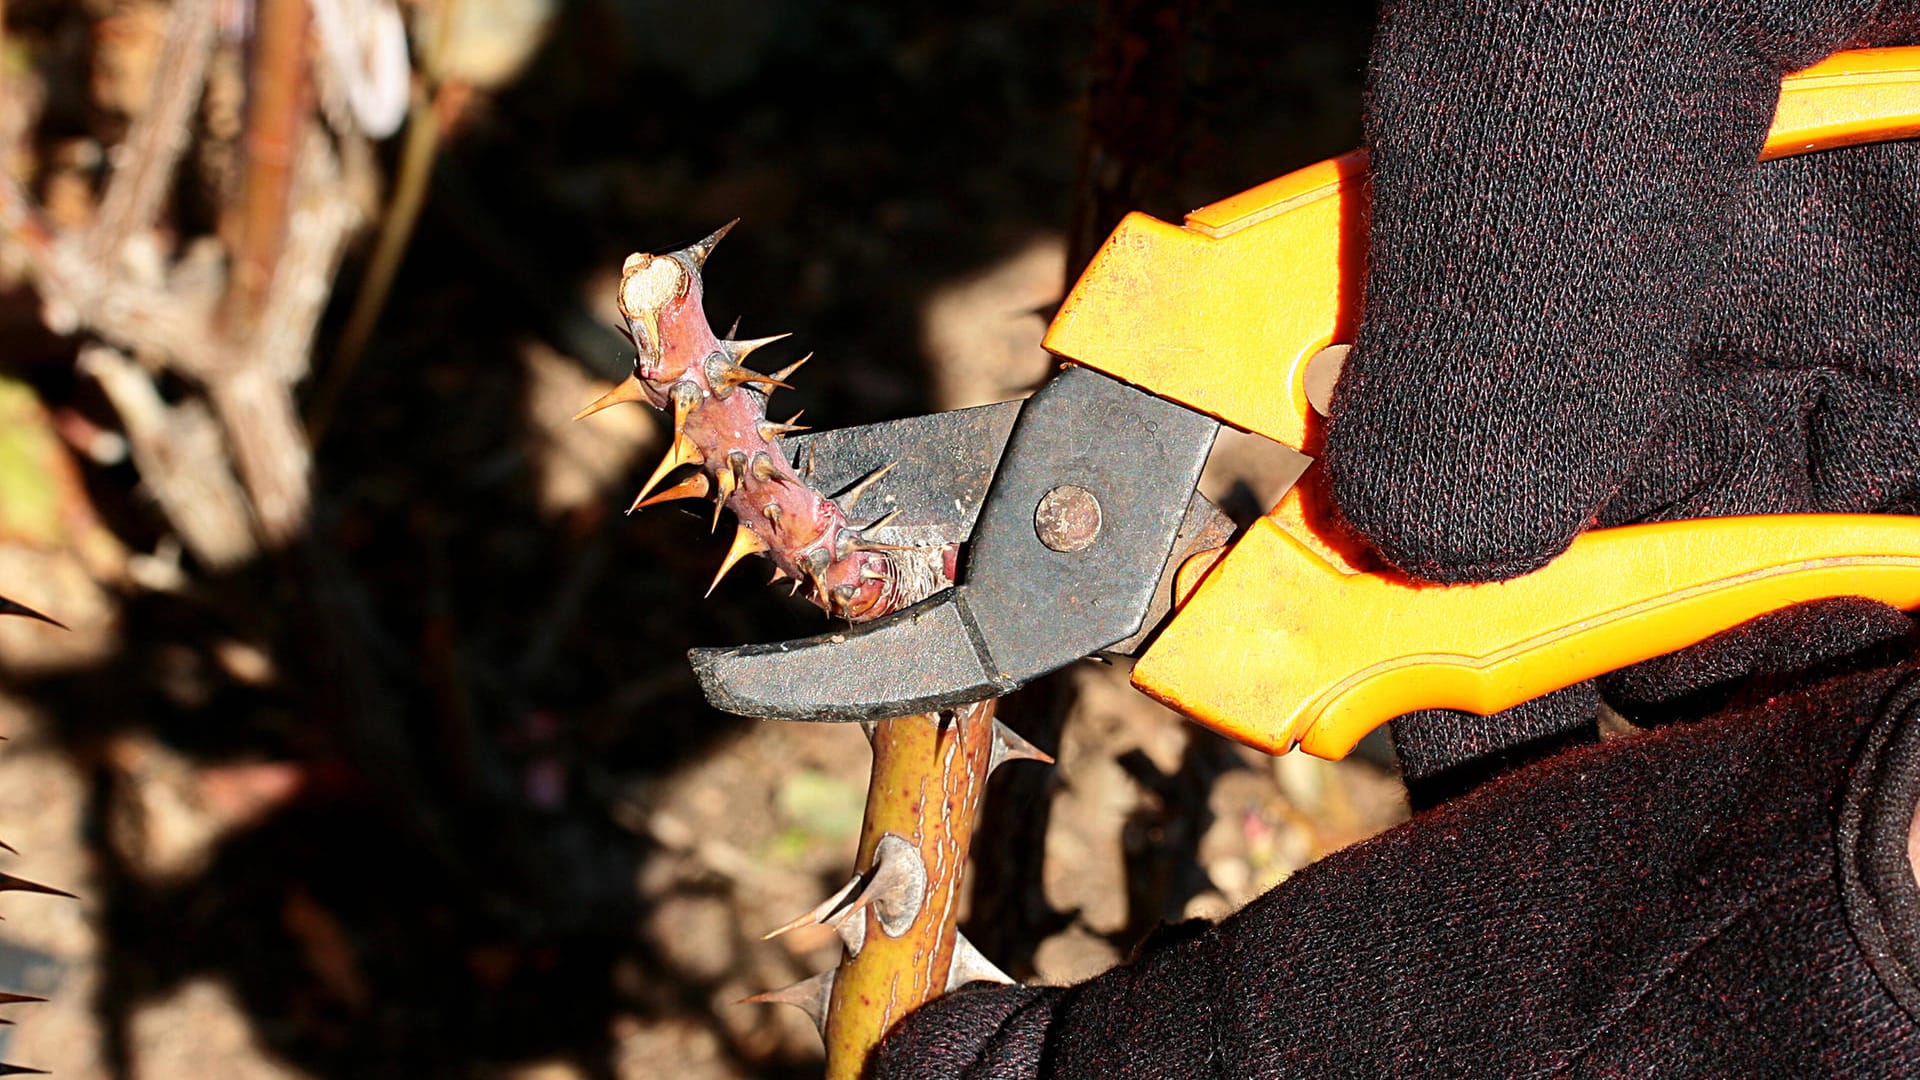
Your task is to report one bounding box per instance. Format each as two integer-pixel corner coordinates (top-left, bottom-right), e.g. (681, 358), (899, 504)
(1840, 671), (1920, 1024)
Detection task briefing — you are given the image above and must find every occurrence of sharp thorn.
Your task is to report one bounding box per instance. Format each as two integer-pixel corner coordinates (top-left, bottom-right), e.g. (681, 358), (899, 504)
(0, 1064), (49, 1076)
(799, 549), (832, 604)
(0, 994), (45, 1006)
(788, 579), (803, 596)
(742, 373), (794, 392)
(723, 333), (793, 365)
(741, 969), (834, 1037)
(683, 219), (738, 269)
(825, 897), (869, 954)
(770, 352), (812, 385)
(769, 566), (791, 584)
(748, 452), (780, 483)
(725, 316), (741, 338)
(670, 380), (702, 437)
(631, 433), (705, 507)
(861, 509), (903, 533)
(851, 523), (919, 552)
(627, 472), (710, 514)
(763, 876), (863, 941)
(0, 839), (15, 855)
(759, 419), (811, 440)
(990, 719), (1054, 772)
(859, 568), (888, 582)
(838, 461), (898, 513)
(0, 874), (73, 900)
(711, 468), (738, 532)
(572, 375), (650, 421)
(0, 598), (62, 630)
(715, 365), (791, 395)
(706, 526), (770, 597)
(948, 931), (1015, 990)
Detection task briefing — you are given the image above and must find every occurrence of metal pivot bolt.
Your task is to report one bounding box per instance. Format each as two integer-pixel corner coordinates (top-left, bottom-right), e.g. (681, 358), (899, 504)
(1035, 485), (1102, 552)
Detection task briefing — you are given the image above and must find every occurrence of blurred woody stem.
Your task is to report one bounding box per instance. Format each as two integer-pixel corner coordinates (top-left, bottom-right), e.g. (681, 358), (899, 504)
(209, 0), (317, 547)
(220, 0), (310, 345)
(0, 0), (366, 567)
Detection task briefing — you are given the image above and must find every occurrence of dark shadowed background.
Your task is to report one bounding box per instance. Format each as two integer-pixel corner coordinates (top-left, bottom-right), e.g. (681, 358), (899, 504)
(0, 2), (1397, 1076)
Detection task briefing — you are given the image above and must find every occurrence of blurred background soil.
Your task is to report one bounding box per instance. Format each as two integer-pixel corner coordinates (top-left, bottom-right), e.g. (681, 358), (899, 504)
(0, 1), (1400, 1076)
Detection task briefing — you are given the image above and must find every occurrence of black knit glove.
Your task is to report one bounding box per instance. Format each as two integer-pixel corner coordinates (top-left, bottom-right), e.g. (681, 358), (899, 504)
(874, 652), (1920, 1078)
(1318, 0), (1920, 792)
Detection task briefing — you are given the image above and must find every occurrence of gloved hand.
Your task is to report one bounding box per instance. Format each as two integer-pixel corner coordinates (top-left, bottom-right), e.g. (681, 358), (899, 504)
(870, 5), (1920, 1076)
(874, 651), (1920, 1078)
(1318, 0), (1920, 794)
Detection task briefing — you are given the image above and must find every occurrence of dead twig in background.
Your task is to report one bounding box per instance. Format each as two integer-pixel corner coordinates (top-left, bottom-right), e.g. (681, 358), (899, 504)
(217, 0), (312, 348)
(0, 0), (370, 561)
(77, 346), (256, 570)
(205, 125), (364, 546)
(87, 0), (219, 271)
(307, 81), (445, 443)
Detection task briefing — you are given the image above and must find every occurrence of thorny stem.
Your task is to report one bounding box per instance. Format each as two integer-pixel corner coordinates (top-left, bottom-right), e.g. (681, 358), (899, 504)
(577, 226), (1021, 1074)
(824, 704), (997, 1079)
(577, 223), (955, 618)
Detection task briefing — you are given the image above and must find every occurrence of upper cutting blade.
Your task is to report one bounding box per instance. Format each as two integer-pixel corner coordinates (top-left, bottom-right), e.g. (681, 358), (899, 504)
(778, 399), (1023, 546)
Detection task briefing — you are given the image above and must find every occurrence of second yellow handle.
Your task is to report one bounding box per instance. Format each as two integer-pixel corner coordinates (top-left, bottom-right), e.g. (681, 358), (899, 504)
(1044, 46), (1920, 454)
(1136, 512), (1920, 759)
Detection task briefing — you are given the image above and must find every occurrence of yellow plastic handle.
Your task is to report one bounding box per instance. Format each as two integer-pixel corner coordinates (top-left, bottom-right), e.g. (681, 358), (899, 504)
(1043, 46), (1920, 453)
(1137, 504), (1920, 758)
(1041, 47), (1920, 758)
(1763, 47), (1920, 158)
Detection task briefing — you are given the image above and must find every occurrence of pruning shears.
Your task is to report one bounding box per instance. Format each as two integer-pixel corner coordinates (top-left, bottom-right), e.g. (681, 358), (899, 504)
(691, 47), (1920, 760)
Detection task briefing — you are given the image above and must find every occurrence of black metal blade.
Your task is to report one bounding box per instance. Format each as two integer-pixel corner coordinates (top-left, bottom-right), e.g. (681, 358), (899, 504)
(694, 367), (1220, 721)
(691, 590), (1014, 721)
(780, 400), (1022, 547)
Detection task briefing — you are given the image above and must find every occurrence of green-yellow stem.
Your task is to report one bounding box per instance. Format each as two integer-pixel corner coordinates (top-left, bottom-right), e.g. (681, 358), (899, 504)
(824, 702), (996, 1079)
